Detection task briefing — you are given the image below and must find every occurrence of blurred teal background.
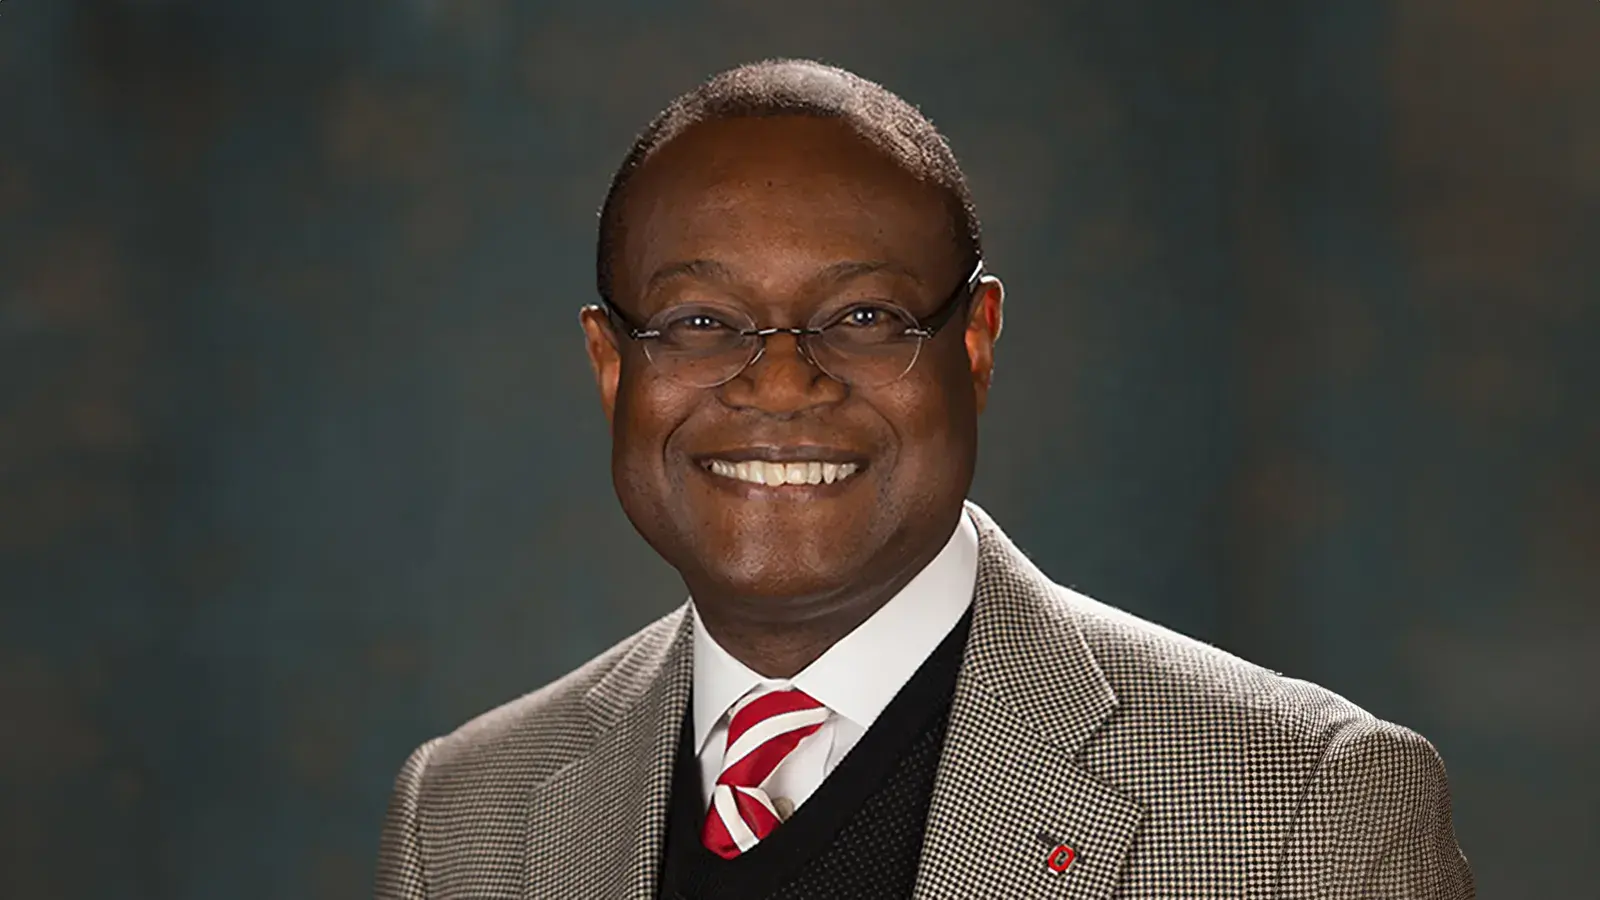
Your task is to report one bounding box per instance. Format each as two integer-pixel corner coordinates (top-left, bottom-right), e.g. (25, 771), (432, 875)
(2, 1), (1595, 897)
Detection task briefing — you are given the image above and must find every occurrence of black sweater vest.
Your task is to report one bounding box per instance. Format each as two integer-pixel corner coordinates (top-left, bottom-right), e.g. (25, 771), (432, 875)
(657, 608), (971, 900)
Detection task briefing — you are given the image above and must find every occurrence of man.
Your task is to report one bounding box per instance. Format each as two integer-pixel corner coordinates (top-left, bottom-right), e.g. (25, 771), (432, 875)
(376, 59), (1473, 899)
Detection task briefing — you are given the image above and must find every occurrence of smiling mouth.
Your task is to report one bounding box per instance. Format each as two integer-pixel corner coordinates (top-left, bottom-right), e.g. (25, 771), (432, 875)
(702, 458), (862, 486)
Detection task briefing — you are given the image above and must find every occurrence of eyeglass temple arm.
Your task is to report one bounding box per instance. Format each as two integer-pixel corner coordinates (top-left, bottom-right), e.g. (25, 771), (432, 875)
(599, 298), (658, 340)
(915, 260), (987, 337)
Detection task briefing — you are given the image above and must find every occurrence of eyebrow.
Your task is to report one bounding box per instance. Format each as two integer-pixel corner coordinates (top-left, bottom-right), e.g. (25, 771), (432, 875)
(642, 258), (924, 296)
(642, 259), (736, 295)
(818, 259), (924, 286)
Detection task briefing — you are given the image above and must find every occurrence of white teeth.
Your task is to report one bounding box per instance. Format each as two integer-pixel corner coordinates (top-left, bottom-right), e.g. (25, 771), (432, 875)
(706, 459), (861, 487)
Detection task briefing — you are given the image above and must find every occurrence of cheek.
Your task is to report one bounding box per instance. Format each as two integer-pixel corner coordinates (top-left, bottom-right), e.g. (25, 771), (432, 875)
(874, 398), (964, 478)
(612, 366), (697, 491)
(897, 344), (978, 437)
(879, 351), (978, 482)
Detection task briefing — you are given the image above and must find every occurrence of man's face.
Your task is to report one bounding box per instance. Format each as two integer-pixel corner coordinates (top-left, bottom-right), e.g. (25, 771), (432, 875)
(582, 116), (1001, 620)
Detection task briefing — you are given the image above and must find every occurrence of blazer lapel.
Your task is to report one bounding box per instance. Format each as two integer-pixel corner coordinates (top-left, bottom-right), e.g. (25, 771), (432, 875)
(916, 503), (1145, 899)
(521, 607), (694, 900)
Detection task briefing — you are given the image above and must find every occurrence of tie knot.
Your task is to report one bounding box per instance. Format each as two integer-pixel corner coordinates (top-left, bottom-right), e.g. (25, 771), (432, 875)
(717, 688), (829, 790)
(728, 688), (824, 744)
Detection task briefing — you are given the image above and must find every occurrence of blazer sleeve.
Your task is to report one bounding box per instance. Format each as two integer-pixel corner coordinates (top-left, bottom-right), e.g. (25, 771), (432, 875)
(375, 738), (442, 900)
(1281, 720), (1474, 898)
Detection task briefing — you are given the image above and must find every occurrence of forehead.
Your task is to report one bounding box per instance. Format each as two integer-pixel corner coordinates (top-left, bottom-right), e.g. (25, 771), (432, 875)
(612, 117), (958, 300)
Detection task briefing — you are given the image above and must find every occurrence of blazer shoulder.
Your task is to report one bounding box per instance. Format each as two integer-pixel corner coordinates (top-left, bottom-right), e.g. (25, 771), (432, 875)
(419, 604), (690, 786)
(1060, 585), (1383, 752)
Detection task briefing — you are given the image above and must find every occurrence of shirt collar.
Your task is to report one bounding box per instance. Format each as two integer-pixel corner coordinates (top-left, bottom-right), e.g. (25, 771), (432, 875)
(690, 510), (979, 756)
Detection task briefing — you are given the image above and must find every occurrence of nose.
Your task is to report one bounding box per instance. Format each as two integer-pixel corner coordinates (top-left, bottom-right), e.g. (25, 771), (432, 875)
(720, 331), (846, 415)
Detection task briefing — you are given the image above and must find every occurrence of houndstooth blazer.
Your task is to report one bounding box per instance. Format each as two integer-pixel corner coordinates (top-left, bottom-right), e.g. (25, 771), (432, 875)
(376, 503), (1474, 899)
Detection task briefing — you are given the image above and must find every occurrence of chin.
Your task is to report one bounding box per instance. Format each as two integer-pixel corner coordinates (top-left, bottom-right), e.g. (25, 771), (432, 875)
(697, 543), (866, 611)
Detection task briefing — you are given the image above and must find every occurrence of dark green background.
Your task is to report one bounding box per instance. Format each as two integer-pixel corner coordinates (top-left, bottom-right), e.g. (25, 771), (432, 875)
(3, 2), (1595, 897)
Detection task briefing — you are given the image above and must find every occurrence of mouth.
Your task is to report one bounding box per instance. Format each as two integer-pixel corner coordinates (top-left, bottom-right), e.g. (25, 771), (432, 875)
(693, 447), (869, 489)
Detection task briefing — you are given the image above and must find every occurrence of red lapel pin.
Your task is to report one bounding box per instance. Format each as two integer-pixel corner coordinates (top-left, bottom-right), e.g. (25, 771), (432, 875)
(1046, 843), (1077, 873)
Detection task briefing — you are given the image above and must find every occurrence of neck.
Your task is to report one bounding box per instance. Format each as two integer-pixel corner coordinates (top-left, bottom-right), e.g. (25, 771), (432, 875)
(689, 536), (948, 679)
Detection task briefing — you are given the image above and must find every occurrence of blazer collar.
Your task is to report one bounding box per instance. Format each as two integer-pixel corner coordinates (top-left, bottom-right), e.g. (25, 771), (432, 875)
(520, 607), (694, 900)
(914, 501), (1144, 899)
(949, 501), (1119, 754)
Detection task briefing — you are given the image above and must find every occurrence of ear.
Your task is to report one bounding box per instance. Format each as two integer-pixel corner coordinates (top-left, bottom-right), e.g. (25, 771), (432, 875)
(579, 305), (622, 427)
(963, 275), (1004, 413)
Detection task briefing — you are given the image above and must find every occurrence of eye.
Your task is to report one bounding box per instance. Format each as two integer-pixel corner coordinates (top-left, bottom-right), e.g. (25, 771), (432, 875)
(819, 303), (915, 347)
(843, 307), (884, 327)
(830, 304), (909, 329)
(659, 308), (737, 332)
(678, 313), (726, 331)
(652, 305), (751, 351)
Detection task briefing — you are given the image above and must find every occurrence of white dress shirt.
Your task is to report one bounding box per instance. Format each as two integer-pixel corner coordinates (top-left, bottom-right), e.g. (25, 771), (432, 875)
(690, 510), (979, 814)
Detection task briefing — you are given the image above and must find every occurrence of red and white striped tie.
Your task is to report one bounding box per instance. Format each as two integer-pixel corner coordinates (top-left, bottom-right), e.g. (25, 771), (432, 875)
(701, 688), (829, 859)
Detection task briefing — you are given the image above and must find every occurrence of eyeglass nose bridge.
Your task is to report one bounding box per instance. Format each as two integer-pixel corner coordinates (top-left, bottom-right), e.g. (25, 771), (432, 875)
(739, 324), (831, 381)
